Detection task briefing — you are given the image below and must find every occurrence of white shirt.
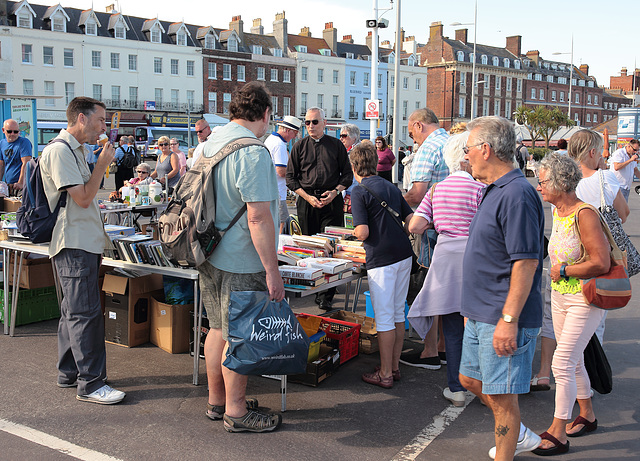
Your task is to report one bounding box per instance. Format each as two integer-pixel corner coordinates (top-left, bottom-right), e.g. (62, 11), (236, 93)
(609, 147), (636, 190)
(576, 169), (620, 208)
(263, 132), (289, 200)
(191, 141), (206, 165)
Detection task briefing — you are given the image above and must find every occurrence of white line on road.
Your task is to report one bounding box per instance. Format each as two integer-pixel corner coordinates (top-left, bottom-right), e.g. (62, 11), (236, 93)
(391, 393), (475, 461)
(0, 418), (122, 461)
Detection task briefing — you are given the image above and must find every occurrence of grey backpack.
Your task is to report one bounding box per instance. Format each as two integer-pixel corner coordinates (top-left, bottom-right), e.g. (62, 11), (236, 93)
(158, 137), (265, 268)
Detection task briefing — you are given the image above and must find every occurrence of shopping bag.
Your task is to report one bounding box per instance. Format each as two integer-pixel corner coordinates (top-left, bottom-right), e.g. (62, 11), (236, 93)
(223, 291), (310, 375)
(583, 334), (612, 395)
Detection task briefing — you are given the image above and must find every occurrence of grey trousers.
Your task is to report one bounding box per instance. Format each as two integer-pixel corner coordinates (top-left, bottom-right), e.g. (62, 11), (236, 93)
(53, 249), (107, 396)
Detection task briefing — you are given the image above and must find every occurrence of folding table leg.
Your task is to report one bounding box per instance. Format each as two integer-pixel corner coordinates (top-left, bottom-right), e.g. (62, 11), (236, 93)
(280, 375), (287, 412)
(193, 279), (203, 386)
(3, 249), (8, 335)
(9, 251), (24, 337)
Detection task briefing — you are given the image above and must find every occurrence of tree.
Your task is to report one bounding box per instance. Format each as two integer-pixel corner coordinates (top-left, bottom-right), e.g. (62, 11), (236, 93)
(514, 106), (575, 150)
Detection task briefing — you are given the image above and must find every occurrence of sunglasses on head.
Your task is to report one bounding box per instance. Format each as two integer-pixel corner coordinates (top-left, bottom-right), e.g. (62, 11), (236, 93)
(305, 120), (320, 126)
(158, 143), (169, 146)
(5, 130), (19, 134)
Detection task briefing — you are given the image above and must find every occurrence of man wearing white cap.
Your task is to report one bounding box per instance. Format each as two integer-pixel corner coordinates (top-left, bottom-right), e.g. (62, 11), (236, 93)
(264, 115), (301, 233)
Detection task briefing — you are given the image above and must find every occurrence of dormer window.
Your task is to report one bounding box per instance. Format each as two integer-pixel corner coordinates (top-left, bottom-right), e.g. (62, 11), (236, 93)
(252, 45), (262, 55)
(115, 24), (125, 39)
(457, 51), (464, 61)
(18, 12), (32, 28)
(52, 16), (65, 32)
(514, 60), (521, 69)
(407, 56), (416, 66)
(177, 32), (187, 46)
(151, 27), (161, 43)
(470, 53), (475, 63)
(492, 56), (499, 66)
(205, 34), (215, 49)
(481, 55), (488, 65)
(15, 2), (36, 29)
(271, 48), (283, 57)
(86, 20), (97, 35)
(319, 49), (331, 56)
(388, 54), (395, 64)
(228, 36), (238, 52)
(503, 58), (510, 68)
(296, 45), (307, 53)
(345, 52), (354, 59)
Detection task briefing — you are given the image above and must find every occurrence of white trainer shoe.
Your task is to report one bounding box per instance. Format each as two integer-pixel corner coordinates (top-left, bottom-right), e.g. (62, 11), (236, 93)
(443, 387), (466, 407)
(77, 384), (126, 405)
(488, 427), (541, 459)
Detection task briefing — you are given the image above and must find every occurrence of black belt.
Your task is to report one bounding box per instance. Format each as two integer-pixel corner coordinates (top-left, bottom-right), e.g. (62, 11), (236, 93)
(304, 188), (332, 197)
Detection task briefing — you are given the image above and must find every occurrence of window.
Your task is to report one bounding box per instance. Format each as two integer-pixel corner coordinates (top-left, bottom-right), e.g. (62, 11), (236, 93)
(64, 48), (74, 67)
(505, 100), (512, 120)
(257, 67), (265, 81)
(91, 50), (101, 68)
(457, 51), (464, 61)
(333, 70), (339, 84)
(151, 28), (161, 43)
(171, 89), (179, 105)
(495, 76), (501, 90)
(223, 93), (232, 113)
(301, 67), (308, 82)
(587, 94), (592, 105)
(92, 84), (102, 100)
(111, 53), (120, 70)
(350, 71), (356, 86)
(460, 73), (466, 86)
(252, 45), (262, 55)
(402, 100), (408, 120)
(575, 93), (580, 103)
(416, 78), (421, 90)
(503, 58), (510, 68)
(115, 25), (125, 39)
(378, 74), (383, 89)
(155, 88), (163, 106)
(389, 99), (394, 114)
(154, 57), (162, 74)
(177, 32), (186, 46)
(402, 126), (407, 139)
(459, 96), (466, 117)
(574, 113), (579, 123)
(390, 75), (395, 88)
(317, 94), (324, 109)
(531, 88), (536, 99)
(112, 85), (121, 103)
(593, 114), (598, 123)
(208, 62), (217, 79)
(43, 46), (53, 65)
(128, 54), (137, 71)
(539, 89), (544, 100)
(171, 59), (179, 75)
(494, 100), (500, 116)
(332, 95), (339, 115)
(506, 77), (512, 91)
(588, 81), (594, 88)
(318, 68), (324, 83)
(349, 96), (356, 114)
(517, 79), (522, 93)
(44, 81), (55, 106)
(528, 73), (533, 80)
(594, 95), (599, 105)
(283, 97), (291, 116)
(551, 90), (557, 101)
(187, 60), (194, 76)
(205, 34), (215, 49)
(238, 65), (246, 81)
(53, 16), (65, 32)
(535, 74), (542, 81)
(223, 64), (232, 80)
(271, 69), (278, 82)
(228, 37), (238, 52)
(403, 77), (409, 89)
(558, 77), (567, 84)
(363, 72), (369, 87)
(22, 44), (32, 63)
(271, 48), (283, 57)
(301, 93), (308, 113)
(547, 75), (553, 82)
(272, 96), (278, 115)
(208, 92), (217, 113)
(345, 52), (354, 59)
(578, 79), (585, 87)
(22, 79), (34, 95)
(416, 101), (420, 109)
(65, 82), (75, 104)
(469, 53), (475, 63)
(18, 13), (31, 28)
(586, 113), (591, 123)
(86, 21), (97, 36)
(492, 56), (499, 66)
(572, 78), (577, 86)
(319, 49), (331, 56)
(296, 45), (308, 53)
(283, 70), (291, 83)
(129, 87), (138, 106)
(483, 99), (489, 116)
(481, 55), (488, 65)
(187, 90), (195, 109)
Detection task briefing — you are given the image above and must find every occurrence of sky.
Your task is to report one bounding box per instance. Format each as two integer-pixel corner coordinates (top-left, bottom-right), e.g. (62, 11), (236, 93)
(56, 0), (638, 86)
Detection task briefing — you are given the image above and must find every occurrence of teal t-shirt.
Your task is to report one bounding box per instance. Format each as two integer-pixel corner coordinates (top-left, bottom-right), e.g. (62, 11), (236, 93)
(203, 122), (279, 273)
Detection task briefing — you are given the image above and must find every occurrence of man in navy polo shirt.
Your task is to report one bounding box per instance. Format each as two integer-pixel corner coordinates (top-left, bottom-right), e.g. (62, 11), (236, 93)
(0, 119), (33, 193)
(459, 116), (544, 460)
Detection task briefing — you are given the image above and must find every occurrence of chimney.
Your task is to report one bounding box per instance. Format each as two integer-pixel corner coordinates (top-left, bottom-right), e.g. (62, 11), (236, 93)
(381, 40), (391, 49)
(621, 67), (628, 76)
(506, 35), (521, 57)
(106, 3), (117, 13)
(229, 15), (244, 42)
(455, 29), (467, 44)
(402, 35), (417, 55)
(429, 21), (443, 43)
(300, 26), (311, 37)
(251, 18), (264, 35)
(366, 31), (372, 51)
(525, 50), (540, 65)
(400, 27), (405, 44)
(579, 64), (589, 76)
(323, 22), (337, 53)
(341, 34), (353, 44)
(272, 12), (288, 54)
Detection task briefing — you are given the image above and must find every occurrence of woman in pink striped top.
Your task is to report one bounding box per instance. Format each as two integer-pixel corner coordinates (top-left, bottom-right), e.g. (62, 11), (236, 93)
(407, 131), (486, 407)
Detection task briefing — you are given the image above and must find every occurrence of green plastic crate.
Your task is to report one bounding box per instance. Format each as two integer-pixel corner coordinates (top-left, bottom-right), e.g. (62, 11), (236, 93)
(0, 284), (59, 326)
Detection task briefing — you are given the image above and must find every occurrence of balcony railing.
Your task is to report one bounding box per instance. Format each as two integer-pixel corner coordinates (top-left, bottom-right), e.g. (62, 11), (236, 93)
(330, 110), (342, 118)
(349, 111), (358, 120)
(103, 99), (203, 113)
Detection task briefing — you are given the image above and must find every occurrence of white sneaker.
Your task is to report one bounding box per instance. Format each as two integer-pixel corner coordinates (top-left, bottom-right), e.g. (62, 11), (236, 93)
(77, 384), (126, 405)
(488, 427), (541, 459)
(443, 387), (466, 407)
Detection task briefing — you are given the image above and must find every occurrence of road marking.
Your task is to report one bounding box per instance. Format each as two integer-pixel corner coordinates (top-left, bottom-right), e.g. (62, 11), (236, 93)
(0, 418), (122, 461)
(391, 393), (475, 461)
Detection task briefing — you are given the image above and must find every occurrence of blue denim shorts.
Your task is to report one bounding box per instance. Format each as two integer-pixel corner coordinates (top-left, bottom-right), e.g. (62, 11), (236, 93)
(460, 319), (540, 395)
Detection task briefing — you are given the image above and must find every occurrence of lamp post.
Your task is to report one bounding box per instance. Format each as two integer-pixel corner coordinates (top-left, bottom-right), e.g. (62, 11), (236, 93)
(451, 0), (478, 119)
(553, 34), (574, 122)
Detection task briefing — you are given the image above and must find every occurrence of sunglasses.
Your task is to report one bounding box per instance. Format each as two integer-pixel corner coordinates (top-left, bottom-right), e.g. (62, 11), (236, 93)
(136, 170), (149, 174)
(339, 134), (348, 138)
(5, 130), (19, 134)
(170, 143), (178, 145)
(196, 129), (208, 134)
(305, 120), (320, 126)
(158, 143), (169, 146)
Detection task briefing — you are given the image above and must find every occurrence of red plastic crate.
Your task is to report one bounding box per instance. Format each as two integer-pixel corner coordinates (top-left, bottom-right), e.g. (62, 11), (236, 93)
(297, 313), (360, 364)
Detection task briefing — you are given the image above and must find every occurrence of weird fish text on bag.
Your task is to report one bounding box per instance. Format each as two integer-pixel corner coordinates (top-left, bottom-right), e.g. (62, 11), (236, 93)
(250, 314), (305, 343)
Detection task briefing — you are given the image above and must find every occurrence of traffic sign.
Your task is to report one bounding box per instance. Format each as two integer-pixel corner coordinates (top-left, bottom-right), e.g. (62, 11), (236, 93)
(365, 99), (380, 119)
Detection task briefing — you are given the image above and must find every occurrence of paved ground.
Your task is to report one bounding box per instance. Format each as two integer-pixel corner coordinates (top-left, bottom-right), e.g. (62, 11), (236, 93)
(1, 177), (640, 460)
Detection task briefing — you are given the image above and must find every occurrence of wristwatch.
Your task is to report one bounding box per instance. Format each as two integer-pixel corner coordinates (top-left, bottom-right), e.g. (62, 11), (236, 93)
(560, 263), (569, 280)
(501, 313), (518, 323)
(333, 188), (341, 194)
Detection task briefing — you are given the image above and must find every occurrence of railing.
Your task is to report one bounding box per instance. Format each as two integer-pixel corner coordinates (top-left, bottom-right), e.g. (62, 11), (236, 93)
(102, 99), (203, 112)
(331, 110), (342, 118)
(349, 111), (358, 120)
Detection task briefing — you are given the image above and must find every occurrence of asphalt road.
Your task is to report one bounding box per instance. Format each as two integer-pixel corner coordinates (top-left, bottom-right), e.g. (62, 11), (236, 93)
(1, 177), (639, 461)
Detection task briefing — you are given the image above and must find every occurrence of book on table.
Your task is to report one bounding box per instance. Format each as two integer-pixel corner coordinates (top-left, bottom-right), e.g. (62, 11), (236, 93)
(282, 276), (326, 287)
(279, 265), (323, 280)
(296, 257), (353, 274)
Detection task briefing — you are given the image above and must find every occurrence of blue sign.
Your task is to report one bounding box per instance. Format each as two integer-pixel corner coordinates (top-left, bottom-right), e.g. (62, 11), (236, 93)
(144, 101), (156, 111)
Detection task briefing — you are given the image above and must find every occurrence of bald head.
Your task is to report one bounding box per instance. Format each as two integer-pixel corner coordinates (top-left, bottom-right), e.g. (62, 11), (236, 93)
(2, 119), (20, 143)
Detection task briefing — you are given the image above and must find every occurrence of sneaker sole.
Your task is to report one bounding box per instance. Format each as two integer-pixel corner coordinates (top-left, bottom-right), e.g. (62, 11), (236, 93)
(444, 397), (465, 407)
(399, 359), (441, 370)
(76, 394), (125, 405)
(223, 417), (282, 433)
(57, 382), (78, 388)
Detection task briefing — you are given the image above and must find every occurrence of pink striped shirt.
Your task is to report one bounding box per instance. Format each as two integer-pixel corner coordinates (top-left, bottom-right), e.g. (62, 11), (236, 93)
(415, 171), (485, 238)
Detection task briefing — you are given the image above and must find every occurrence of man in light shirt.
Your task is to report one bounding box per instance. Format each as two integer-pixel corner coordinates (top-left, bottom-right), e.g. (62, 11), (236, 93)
(610, 139), (640, 202)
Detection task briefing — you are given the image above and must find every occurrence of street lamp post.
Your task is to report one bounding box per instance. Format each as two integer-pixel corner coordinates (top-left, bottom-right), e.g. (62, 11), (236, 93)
(553, 34), (574, 122)
(451, 0), (478, 120)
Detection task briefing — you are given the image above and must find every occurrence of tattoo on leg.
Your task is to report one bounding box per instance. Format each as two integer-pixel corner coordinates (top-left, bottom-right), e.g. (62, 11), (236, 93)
(495, 425), (510, 438)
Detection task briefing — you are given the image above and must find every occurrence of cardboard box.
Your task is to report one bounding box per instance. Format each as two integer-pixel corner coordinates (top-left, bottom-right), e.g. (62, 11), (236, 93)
(329, 310), (379, 354)
(289, 345), (340, 387)
(8, 254), (55, 289)
(3, 197), (21, 212)
(149, 292), (193, 354)
(102, 272), (163, 347)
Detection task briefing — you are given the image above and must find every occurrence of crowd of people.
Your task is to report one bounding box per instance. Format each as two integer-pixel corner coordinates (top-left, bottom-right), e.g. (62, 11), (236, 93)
(4, 81), (635, 452)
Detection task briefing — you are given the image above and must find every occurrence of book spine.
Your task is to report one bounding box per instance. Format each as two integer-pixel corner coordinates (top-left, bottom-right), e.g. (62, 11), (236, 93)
(279, 269), (319, 280)
(281, 277), (324, 287)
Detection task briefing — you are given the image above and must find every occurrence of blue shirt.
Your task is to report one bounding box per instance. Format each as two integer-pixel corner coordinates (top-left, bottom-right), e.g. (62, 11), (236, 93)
(461, 169), (544, 328)
(410, 128), (450, 186)
(0, 136), (33, 184)
(351, 175), (414, 269)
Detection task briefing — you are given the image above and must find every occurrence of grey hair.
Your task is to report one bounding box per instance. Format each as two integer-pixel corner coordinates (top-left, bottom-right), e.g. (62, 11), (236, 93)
(467, 116), (516, 164)
(340, 123), (360, 142)
(409, 107), (439, 125)
(539, 152), (582, 193)
(137, 162), (151, 173)
(443, 131), (469, 173)
(306, 107), (326, 120)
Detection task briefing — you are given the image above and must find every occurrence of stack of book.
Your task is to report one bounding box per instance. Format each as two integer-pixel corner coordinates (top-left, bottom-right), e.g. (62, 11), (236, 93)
(296, 257), (354, 281)
(107, 234), (177, 267)
(333, 240), (366, 264)
(279, 265), (327, 290)
(277, 234), (336, 265)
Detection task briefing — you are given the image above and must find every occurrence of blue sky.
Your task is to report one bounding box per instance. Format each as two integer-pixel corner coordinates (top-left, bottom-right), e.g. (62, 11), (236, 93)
(59, 0), (638, 87)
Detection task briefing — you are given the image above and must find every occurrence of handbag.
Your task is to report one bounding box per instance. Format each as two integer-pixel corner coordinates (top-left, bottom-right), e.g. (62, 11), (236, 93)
(583, 333), (612, 394)
(598, 170), (640, 277)
(223, 291), (310, 375)
(574, 203), (632, 310)
(108, 163), (118, 174)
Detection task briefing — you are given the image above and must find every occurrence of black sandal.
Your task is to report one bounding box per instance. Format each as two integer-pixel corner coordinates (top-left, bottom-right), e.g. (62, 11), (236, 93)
(206, 398), (259, 421)
(532, 431), (570, 456)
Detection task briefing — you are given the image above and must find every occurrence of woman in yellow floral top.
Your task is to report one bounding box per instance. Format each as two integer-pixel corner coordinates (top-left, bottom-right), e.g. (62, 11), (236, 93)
(532, 153), (611, 457)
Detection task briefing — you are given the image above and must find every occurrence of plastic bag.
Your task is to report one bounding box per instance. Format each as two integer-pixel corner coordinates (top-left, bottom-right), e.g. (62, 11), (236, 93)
(163, 275), (194, 305)
(584, 333), (612, 394)
(223, 291), (310, 375)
